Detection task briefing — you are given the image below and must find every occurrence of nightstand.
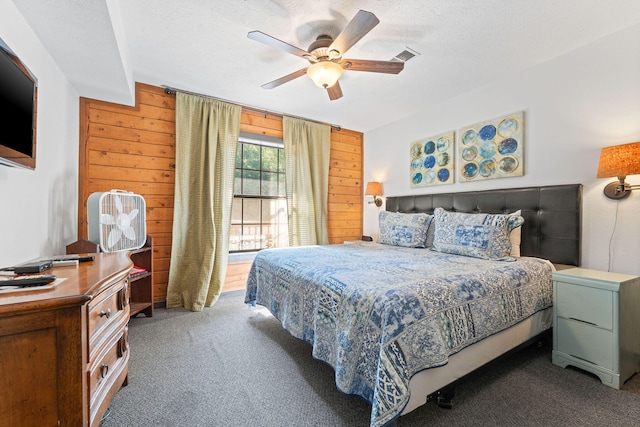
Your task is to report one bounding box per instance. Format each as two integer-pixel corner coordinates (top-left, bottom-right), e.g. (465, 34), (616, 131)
(552, 267), (640, 389)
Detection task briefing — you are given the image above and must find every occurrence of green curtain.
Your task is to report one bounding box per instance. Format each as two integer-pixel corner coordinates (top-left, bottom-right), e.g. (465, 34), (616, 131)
(166, 92), (241, 311)
(283, 116), (331, 246)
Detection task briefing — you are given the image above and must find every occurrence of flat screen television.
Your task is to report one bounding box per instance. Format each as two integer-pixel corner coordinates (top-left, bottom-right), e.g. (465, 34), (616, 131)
(0, 37), (38, 170)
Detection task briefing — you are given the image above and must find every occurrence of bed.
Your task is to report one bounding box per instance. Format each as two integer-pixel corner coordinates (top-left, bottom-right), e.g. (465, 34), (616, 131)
(244, 184), (582, 427)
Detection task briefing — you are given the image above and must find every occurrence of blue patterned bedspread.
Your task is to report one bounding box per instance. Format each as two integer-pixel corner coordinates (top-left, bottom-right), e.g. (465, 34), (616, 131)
(244, 242), (553, 427)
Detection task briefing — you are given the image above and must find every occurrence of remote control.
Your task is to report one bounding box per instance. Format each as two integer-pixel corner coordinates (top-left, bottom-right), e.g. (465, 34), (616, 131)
(0, 275), (57, 288)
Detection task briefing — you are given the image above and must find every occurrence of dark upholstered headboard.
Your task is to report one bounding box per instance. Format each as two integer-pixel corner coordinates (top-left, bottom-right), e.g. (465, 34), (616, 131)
(386, 184), (582, 266)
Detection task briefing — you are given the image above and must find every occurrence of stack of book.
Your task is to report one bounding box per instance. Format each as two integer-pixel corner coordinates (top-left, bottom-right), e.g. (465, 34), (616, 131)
(129, 265), (147, 278)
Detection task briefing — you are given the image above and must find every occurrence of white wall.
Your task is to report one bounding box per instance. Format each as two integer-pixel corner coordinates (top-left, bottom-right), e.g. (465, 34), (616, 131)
(2, 3), (639, 277)
(0, 1), (79, 268)
(364, 24), (640, 276)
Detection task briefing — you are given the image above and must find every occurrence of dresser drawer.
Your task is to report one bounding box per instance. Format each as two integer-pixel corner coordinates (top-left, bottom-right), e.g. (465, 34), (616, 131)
(88, 278), (129, 357)
(555, 281), (613, 329)
(556, 317), (614, 370)
(88, 326), (129, 424)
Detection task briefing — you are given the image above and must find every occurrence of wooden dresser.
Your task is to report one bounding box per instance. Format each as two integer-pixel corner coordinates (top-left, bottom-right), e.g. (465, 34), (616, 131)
(0, 252), (132, 427)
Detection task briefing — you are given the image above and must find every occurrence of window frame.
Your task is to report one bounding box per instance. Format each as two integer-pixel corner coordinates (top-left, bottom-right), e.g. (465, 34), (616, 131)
(230, 134), (287, 253)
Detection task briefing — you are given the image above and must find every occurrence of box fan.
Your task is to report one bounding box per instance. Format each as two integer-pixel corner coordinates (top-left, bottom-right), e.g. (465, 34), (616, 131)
(87, 190), (147, 252)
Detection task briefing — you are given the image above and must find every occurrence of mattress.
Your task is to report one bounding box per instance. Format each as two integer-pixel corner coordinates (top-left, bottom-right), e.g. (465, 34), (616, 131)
(245, 242), (554, 426)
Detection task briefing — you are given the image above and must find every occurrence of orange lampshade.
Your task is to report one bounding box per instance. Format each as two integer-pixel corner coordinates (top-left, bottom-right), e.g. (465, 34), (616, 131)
(365, 181), (383, 197)
(597, 142), (640, 178)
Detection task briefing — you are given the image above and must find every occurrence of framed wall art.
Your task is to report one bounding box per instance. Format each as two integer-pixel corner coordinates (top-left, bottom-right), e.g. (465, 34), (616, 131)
(410, 130), (455, 187)
(457, 111), (524, 182)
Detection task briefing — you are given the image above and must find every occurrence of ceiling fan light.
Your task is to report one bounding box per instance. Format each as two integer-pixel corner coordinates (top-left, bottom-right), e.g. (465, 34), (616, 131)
(307, 61), (343, 88)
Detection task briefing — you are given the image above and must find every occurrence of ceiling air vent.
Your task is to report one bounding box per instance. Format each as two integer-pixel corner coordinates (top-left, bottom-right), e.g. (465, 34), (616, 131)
(391, 47), (420, 63)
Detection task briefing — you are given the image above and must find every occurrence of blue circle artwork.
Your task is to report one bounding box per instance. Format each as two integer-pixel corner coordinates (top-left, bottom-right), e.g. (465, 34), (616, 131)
(411, 132), (454, 187)
(462, 146), (478, 161)
(479, 159), (496, 177)
(457, 113), (522, 181)
(479, 141), (497, 159)
(424, 141), (436, 154)
(411, 142), (422, 158)
(425, 170), (436, 183)
(437, 152), (449, 167)
(437, 137), (450, 152)
(499, 156), (518, 173)
(462, 129), (477, 145)
(423, 155), (436, 169)
(498, 138), (518, 155)
(498, 118), (519, 137)
(462, 162), (478, 179)
(479, 125), (497, 141)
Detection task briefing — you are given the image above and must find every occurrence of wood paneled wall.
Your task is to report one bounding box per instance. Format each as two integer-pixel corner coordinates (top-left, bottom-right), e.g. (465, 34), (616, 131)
(78, 83), (363, 303)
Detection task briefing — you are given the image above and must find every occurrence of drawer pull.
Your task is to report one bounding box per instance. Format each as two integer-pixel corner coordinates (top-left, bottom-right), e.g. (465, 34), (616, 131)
(99, 309), (112, 318)
(118, 327), (129, 357)
(120, 282), (130, 308)
(100, 364), (109, 378)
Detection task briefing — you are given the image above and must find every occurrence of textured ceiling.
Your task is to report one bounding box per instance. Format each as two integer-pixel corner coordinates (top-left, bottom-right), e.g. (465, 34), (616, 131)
(12, 0), (640, 132)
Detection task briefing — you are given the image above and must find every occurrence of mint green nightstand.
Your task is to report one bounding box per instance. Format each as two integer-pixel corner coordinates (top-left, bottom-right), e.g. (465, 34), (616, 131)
(552, 268), (640, 389)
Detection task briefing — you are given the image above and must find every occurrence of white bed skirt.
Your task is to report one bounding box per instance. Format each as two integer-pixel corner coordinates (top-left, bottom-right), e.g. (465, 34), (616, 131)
(402, 307), (553, 415)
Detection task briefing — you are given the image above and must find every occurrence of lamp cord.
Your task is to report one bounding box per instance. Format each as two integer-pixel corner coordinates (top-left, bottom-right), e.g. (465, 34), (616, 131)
(607, 201), (620, 272)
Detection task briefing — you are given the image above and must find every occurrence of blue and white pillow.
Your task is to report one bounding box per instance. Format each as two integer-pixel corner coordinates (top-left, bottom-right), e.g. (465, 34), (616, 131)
(431, 208), (524, 260)
(379, 211), (433, 248)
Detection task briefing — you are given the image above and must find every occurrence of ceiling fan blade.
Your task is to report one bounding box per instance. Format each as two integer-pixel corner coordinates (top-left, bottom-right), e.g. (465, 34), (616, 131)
(327, 81), (343, 101)
(329, 10), (380, 56)
(341, 59), (404, 74)
(248, 31), (310, 58)
(261, 68), (308, 89)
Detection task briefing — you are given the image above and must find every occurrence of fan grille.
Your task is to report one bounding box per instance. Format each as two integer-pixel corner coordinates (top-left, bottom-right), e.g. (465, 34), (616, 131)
(88, 191), (147, 252)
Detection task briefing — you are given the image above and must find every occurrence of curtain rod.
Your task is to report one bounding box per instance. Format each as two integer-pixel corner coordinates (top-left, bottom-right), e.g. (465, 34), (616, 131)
(162, 85), (343, 131)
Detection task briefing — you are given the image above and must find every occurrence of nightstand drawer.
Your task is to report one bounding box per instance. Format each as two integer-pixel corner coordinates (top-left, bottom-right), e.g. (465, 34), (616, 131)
(555, 282), (613, 329)
(556, 317), (614, 370)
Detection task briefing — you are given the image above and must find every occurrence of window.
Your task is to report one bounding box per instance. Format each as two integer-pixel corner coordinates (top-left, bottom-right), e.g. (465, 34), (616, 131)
(230, 134), (288, 252)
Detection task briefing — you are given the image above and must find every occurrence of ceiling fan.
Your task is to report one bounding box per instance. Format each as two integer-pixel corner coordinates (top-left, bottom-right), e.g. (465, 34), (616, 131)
(248, 9), (404, 101)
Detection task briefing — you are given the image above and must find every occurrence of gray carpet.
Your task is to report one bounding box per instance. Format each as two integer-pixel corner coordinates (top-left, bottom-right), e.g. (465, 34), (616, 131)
(100, 290), (640, 427)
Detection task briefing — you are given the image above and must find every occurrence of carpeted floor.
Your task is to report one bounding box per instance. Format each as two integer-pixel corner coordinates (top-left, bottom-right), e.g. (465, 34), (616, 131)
(100, 290), (640, 427)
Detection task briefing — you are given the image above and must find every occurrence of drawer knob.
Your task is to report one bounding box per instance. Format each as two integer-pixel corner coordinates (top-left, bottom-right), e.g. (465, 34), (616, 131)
(99, 309), (112, 318)
(100, 364), (109, 378)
